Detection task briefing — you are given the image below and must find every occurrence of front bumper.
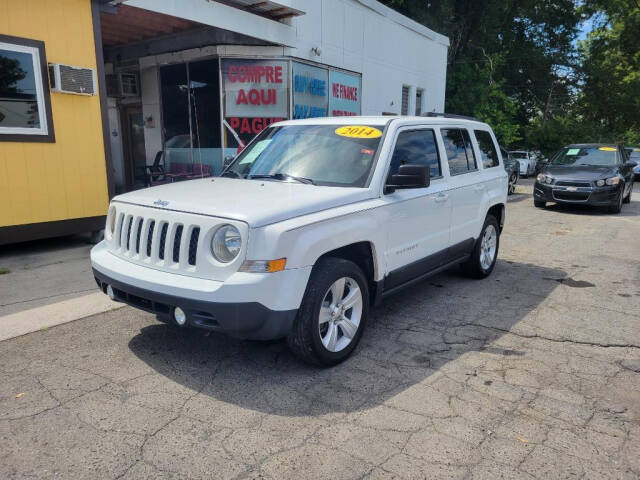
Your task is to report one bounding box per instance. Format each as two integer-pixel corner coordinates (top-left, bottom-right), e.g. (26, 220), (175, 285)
(91, 242), (311, 340)
(533, 181), (620, 206)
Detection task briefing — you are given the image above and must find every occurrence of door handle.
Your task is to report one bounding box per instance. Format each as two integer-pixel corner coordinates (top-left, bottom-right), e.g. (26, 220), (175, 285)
(434, 193), (448, 203)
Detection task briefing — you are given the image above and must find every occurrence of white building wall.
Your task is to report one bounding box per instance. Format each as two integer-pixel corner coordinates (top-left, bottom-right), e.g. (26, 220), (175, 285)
(106, 97), (125, 193)
(286, 0), (449, 115)
(133, 0), (449, 166)
(139, 65), (163, 167)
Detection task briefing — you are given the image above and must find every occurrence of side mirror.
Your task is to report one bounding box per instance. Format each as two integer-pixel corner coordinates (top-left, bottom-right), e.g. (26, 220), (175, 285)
(627, 161), (638, 168)
(223, 155), (235, 169)
(386, 164), (430, 193)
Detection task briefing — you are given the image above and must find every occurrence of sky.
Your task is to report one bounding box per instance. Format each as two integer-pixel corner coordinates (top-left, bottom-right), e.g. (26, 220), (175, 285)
(577, 17), (594, 41)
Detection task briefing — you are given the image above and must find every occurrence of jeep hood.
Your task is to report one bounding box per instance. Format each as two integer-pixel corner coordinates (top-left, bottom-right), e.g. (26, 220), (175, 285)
(112, 178), (372, 227)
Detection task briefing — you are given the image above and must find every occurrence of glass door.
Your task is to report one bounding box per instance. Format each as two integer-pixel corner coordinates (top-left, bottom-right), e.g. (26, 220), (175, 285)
(160, 59), (222, 179)
(121, 105), (147, 190)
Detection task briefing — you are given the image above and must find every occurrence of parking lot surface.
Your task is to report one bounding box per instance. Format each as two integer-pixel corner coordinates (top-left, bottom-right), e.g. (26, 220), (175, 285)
(1, 180), (640, 479)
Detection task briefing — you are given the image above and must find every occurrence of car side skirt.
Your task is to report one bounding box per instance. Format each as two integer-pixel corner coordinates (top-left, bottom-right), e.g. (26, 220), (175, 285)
(379, 238), (475, 299)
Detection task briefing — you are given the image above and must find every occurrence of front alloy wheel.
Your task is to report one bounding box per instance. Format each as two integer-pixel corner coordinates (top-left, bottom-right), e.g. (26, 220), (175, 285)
(609, 187), (624, 214)
(319, 277), (363, 352)
(287, 257), (369, 366)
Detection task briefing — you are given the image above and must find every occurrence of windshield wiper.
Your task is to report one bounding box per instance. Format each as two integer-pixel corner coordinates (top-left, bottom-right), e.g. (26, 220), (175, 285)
(221, 170), (242, 178)
(248, 173), (315, 185)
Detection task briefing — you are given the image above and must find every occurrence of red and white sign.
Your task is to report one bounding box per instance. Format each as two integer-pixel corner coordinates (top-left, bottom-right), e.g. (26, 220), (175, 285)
(222, 59), (288, 118)
(329, 70), (361, 116)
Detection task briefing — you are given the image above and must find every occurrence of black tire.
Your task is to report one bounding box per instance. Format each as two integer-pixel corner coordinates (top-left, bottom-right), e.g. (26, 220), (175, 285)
(87, 230), (104, 244)
(534, 200), (546, 208)
(461, 215), (500, 279)
(609, 188), (624, 213)
(623, 185), (631, 204)
(287, 257), (369, 366)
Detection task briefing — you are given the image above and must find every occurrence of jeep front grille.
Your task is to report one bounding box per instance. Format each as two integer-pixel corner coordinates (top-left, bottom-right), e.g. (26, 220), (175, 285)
(106, 202), (247, 281)
(188, 227), (200, 266)
(112, 212), (200, 268)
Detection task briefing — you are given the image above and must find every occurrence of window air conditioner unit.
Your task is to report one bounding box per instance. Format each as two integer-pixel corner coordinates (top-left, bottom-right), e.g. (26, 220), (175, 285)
(48, 63), (97, 96)
(105, 72), (139, 98)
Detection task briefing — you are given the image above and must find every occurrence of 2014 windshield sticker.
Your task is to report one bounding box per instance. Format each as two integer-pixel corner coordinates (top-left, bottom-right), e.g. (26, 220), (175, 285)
(335, 126), (382, 139)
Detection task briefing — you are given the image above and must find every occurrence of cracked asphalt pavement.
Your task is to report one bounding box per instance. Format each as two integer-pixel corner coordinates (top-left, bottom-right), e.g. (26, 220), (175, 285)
(1, 180), (640, 479)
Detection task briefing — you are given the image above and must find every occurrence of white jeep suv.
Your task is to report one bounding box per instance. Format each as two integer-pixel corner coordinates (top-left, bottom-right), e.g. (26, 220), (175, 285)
(91, 115), (507, 365)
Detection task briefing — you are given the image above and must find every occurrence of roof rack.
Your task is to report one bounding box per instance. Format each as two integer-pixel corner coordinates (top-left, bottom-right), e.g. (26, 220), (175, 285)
(421, 112), (482, 122)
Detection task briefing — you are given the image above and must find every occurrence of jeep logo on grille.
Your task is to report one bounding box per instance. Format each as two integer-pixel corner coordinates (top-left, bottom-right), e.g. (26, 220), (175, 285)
(153, 199), (169, 207)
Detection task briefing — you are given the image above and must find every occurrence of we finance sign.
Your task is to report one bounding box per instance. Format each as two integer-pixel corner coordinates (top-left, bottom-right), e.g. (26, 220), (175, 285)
(329, 70), (361, 116)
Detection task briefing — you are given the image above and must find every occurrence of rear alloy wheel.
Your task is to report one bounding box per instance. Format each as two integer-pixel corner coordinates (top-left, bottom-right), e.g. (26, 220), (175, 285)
(461, 215), (500, 279)
(287, 257), (369, 366)
(609, 188), (624, 214)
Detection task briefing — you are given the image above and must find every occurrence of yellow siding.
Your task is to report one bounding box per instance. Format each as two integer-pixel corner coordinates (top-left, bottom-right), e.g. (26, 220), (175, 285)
(0, 0), (109, 227)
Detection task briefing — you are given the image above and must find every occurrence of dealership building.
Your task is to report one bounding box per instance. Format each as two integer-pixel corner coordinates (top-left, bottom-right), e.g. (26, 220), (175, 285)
(0, 0), (449, 244)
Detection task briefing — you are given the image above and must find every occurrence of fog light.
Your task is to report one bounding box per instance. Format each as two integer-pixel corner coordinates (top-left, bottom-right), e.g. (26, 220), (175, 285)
(173, 307), (187, 326)
(106, 285), (115, 300)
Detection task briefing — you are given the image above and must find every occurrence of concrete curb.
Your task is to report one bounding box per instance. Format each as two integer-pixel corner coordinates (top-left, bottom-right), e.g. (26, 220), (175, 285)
(0, 292), (123, 342)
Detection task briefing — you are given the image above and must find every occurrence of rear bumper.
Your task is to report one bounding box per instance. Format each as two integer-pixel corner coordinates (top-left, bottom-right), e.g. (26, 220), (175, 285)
(533, 182), (620, 206)
(94, 268), (297, 340)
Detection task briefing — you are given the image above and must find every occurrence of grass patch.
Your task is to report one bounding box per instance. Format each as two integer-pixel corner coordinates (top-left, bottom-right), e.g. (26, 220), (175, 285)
(0, 268), (11, 275)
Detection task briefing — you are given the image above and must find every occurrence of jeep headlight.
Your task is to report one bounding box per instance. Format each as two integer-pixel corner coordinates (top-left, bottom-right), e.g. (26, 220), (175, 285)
(211, 225), (241, 263)
(605, 176), (620, 186)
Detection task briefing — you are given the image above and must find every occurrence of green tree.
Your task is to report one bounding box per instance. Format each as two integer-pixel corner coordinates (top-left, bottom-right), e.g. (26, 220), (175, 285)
(0, 55), (26, 93)
(578, 0), (640, 143)
(380, 0), (581, 148)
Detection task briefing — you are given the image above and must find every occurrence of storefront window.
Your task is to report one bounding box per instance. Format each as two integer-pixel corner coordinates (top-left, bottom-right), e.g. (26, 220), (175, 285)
(159, 59), (222, 174)
(292, 61), (328, 119)
(221, 58), (289, 155)
(158, 58), (361, 173)
(0, 35), (54, 141)
(160, 63), (190, 152)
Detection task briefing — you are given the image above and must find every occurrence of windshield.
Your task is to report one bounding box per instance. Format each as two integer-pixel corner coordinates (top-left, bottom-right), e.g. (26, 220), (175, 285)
(225, 124), (384, 187)
(551, 146), (618, 166)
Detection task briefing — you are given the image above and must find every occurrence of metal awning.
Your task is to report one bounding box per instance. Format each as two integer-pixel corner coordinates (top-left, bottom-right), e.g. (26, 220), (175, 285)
(101, 5), (203, 47)
(215, 1), (305, 21)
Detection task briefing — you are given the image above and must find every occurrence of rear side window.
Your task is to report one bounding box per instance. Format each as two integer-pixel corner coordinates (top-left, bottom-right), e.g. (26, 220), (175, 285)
(475, 130), (500, 168)
(389, 129), (441, 178)
(442, 128), (477, 175)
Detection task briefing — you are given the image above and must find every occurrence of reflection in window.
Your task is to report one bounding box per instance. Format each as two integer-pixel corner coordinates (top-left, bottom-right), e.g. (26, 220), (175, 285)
(160, 63), (190, 151)
(475, 130), (500, 168)
(228, 125), (382, 187)
(0, 37), (51, 139)
(389, 129), (441, 178)
(442, 128), (477, 175)
(159, 59), (222, 174)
